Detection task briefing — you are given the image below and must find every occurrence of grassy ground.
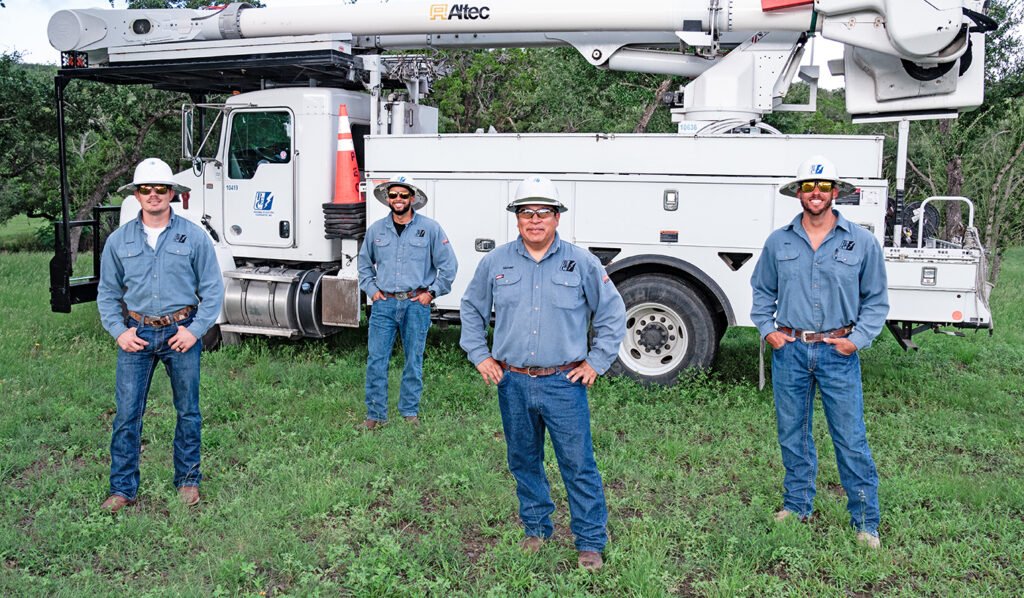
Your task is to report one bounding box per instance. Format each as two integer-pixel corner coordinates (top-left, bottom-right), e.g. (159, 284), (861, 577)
(1, 250), (1021, 596)
(0, 215), (47, 252)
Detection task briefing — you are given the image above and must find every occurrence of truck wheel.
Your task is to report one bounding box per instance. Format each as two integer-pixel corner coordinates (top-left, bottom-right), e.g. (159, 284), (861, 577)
(608, 273), (718, 385)
(201, 325), (241, 352)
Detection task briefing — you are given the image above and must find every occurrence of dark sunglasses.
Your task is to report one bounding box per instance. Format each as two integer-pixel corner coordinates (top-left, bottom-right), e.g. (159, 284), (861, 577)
(387, 191), (412, 199)
(516, 207), (556, 220)
(800, 180), (834, 194)
(137, 184), (171, 195)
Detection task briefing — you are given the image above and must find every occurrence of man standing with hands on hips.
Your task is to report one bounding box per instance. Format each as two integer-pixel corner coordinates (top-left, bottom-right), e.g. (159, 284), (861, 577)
(97, 157), (224, 512)
(751, 155), (889, 548)
(359, 175), (457, 429)
(460, 176), (626, 571)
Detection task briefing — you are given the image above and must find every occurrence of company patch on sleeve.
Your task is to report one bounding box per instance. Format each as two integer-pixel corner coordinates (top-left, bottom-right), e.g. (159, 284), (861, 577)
(442, 238), (449, 245)
(602, 274), (610, 284)
(495, 273), (504, 280)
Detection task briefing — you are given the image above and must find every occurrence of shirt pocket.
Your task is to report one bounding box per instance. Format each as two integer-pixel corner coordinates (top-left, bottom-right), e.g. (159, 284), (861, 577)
(407, 234), (430, 266)
(775, 252), (800, 281)
(831, 251), (861, 284)
(550, 271), (584, 310)
(163, 241), (193, 280)
(494, 269), (522, 308)
(116, 245), (147, 279)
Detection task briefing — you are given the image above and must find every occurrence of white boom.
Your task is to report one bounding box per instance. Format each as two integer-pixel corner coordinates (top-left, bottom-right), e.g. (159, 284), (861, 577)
(50, 0), (975, 64)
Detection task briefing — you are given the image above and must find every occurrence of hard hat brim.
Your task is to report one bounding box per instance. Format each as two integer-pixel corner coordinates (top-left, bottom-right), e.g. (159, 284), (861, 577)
(505, 198), (568, 213)
(779, 177), (856, 198)
(373, 181), (428, 210)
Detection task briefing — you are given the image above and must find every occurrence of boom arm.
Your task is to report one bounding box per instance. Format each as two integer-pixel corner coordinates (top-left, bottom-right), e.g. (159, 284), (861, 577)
(50, 0), (980, 64)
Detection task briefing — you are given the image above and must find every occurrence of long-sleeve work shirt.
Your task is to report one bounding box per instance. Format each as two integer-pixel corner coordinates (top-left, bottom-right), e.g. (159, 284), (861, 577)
(358, 211), (458, 298)
(750, 210), (889, 350)
(98, 210), (224, 340)
(460, 233), (626, 373)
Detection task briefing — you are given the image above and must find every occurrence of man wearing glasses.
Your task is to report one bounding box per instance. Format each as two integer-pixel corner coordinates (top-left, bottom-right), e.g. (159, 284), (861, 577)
(751, 155), (889, 549)
(97, 158), (224, 512)
(358, 175), (457, 429)
(460, 176), (625, 571)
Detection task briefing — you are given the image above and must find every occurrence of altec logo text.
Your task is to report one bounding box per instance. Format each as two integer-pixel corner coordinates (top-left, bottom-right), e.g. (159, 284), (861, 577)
(430, 4), (491, 20)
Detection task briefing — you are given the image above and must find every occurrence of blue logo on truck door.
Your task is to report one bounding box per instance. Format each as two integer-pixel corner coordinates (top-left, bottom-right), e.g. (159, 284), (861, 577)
(254, 191), (274, 214)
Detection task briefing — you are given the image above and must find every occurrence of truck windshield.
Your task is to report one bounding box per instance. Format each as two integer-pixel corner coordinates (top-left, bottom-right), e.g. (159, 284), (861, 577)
(227, 111), (292, 180)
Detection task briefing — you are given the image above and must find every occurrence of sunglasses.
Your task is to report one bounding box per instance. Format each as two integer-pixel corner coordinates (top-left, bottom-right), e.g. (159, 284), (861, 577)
(387, 191), (412, 200)
(800, 180), (834, 194)
(516, 207), (556, 220)
(137, 184), (171, 195)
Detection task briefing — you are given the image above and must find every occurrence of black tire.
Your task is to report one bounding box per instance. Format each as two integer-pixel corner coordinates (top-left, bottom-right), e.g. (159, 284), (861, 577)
(200, 324), (242, 352)
(607, 273), (718, 385)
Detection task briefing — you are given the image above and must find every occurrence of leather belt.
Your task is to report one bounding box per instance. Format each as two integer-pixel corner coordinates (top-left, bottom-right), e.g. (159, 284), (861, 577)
(498, 360), (583, 378)
(128, 306), (195, 328)
(383, 288), (429, 300)
(778, 325), (853, 343)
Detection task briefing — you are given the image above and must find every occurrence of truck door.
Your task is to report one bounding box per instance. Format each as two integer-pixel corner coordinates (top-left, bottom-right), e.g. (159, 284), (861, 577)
(223, 109), (295, 249)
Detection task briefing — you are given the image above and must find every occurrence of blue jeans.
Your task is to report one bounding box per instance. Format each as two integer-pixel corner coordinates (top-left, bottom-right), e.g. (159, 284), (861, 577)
(110, 316), (203, 500)
(497, 371), (608, 552)
(364, 298), (431, 421)
(772, 339), (880, 535)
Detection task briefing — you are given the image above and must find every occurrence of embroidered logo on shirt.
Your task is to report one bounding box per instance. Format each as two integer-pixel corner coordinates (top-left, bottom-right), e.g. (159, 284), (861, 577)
(560, 260), (577, 272)
(495, 273), (505, 280)
(840, 240), (856, 251)
(416, 229), (426, 237)
(174, 234), (187, 243)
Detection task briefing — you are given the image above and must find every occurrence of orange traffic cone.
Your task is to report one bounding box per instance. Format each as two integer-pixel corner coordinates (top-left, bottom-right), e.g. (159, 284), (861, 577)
(332, 104), (363, 204)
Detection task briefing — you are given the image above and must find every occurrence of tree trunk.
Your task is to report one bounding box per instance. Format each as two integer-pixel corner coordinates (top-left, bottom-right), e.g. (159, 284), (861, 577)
(940, 120), (966, 243)
(67, 109), (175, 263)
(634, 79), (673, 134)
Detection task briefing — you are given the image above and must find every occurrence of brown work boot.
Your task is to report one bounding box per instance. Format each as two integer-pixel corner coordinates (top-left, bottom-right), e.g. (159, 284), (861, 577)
(361, 419), (384, 430)
(578, 551), (603, 571)
(856, 531), (881, 550)
(403, 415), (420, 426)
(519, 536), (544, 553)
(775, 509), (815, 523)
(100, 495), (136, 514)
(178, 485), (201, 507)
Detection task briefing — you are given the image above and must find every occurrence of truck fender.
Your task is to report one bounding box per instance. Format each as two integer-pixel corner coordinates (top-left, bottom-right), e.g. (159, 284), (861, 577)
(604, 254), (735, 327)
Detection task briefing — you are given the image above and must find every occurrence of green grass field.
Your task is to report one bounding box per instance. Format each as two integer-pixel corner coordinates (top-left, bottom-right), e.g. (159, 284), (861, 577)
(0, 215), (48, 252)
(1, 250), (1021, 596)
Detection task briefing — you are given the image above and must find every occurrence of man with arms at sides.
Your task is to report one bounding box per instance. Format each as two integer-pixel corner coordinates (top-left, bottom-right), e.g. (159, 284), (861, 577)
(460, 176), (626, 571)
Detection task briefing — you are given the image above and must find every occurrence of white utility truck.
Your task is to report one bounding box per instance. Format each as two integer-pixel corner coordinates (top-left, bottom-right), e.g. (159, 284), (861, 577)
(47, 0), (997, 384)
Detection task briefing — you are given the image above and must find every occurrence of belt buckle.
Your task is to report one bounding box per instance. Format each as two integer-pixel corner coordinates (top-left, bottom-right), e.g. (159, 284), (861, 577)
(800, 330), (817, 343)
(526, 366), (540, 378)
(395, 291), (409, 300)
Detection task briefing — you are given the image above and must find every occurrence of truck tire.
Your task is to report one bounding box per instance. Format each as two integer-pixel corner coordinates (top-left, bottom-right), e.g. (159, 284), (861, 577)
(201, 324), (241, 352)
(607, 273), (718, 385)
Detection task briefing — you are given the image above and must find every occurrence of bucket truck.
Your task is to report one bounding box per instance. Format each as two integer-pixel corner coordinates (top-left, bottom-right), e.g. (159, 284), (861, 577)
(46, 0), (997, 384)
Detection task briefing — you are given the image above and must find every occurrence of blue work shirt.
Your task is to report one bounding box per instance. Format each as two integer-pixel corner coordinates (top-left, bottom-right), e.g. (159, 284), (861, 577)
(460, 233), (626, 373)
(751, 210), (889, 350)
(98, 210), (224, 340)
(358, 211), (457, 297)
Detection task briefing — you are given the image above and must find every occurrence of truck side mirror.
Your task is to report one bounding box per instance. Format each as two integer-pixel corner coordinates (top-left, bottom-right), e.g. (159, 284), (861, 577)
(181, 103), (195, 160)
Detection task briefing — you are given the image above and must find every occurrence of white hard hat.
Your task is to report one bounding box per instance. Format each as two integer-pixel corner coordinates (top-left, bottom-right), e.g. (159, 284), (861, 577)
(507, 176), (567, 213)
(117, 158), (190, 193)
(373, 174), (428, 209)
(779, 155), (855, 198)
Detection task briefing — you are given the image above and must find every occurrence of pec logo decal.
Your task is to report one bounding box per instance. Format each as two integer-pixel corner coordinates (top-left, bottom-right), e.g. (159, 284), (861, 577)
(253, 191), (274, 212)
(430, 3), (491, 20)
(841, 240), (856, 251)
(174, 234), (187, 243)
(812, 164), (825, 175)
(416, 229), (426, 237)
(560, 260), (577, 272)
